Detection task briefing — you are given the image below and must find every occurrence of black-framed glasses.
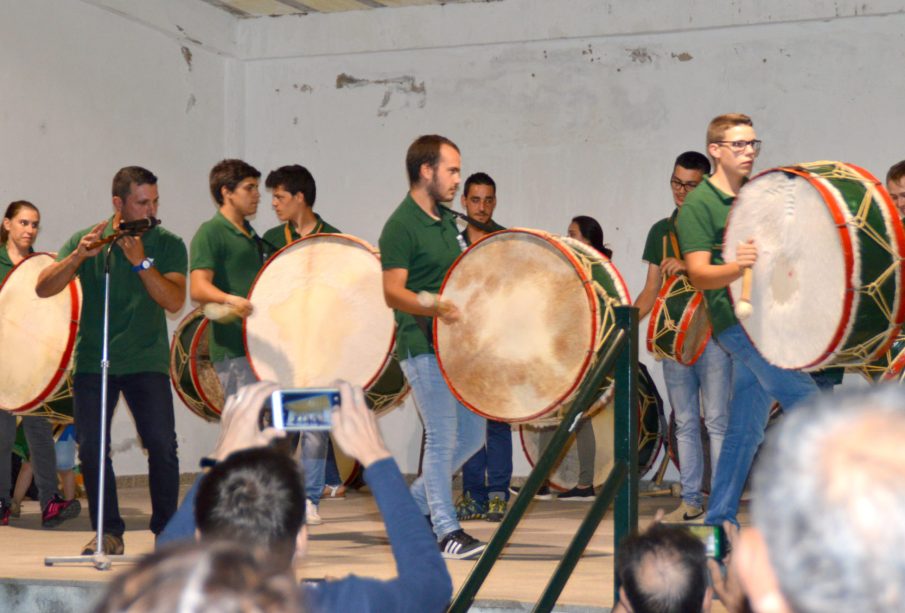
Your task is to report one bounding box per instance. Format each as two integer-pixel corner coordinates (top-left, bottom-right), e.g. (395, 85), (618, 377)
(670, 178), (700, 192)
(714, 139), (762, 154)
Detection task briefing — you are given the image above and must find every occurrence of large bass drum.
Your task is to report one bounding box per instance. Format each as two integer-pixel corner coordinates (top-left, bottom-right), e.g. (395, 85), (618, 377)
(244, 234), (407, 412)
(435, 229), (631, 423)
(0, 253), (79, 422)
(724, 161), (905, 370)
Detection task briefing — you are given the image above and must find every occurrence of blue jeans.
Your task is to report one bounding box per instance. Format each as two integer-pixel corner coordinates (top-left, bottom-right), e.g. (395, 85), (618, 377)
(462, 419), (513, 504)
(301, 431), (328, 505)
(74, 372), (179, 536)
(400, 353), (486, 540)
(705, 324), (818, 526)
(325, 439), (342, 487)
(662, 341), (731, 508)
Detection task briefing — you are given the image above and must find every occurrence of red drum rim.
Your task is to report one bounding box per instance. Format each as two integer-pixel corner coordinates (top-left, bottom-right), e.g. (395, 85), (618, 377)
(0, 253), (79, 414)
(189, 312), (222, 418)
(434, 228), (609, 423)
(243, 233), (395, 391)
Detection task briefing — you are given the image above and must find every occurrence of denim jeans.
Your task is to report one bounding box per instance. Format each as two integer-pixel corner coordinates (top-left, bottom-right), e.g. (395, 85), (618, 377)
(401, 353), (486, 540)
(0, 413), (59, 508)
(462, 419), (513, 504)
(74, 372), (180, 536)
(301, 431), (328, 505)
(213, 356), (258, 400)
(662, 341), (731, 508)
(705, 324), (818, 526)
(324, 439), (342, 487)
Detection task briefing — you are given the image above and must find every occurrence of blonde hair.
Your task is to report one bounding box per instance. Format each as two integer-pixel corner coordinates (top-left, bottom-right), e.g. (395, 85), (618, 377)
(706, 113), (753, 145)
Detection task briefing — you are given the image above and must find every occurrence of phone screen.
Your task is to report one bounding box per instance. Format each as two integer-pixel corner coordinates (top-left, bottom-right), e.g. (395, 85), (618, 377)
(270, 388), (339, 431)
(685, 525), (725, 561)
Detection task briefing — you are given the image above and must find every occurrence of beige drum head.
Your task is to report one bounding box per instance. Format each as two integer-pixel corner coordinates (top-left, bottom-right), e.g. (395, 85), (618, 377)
(436, 229), (604, 422)
(0, 254), (80, 413)
(245, 235), (395, 388)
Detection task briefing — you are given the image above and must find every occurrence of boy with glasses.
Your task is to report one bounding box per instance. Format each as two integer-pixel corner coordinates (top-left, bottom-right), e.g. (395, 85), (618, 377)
(634, 151), (730, 522)
(676, 114), (818, 527)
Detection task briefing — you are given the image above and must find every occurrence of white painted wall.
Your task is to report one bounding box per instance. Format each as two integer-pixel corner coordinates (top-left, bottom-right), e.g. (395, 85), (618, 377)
(1, 0), (232, 476)
(3, 0), (902, 481)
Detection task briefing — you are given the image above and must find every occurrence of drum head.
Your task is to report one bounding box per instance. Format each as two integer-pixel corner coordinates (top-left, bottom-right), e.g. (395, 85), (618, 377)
(436, 230), (617, 422)
(170, 309), (223, 422)
(245, 235), (395, 388)
(726, 163), (905, 369)
(0, 254), (79, 413)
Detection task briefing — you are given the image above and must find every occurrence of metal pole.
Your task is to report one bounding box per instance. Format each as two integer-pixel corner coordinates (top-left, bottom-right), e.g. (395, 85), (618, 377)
(448, 329), (627, 613)
(532, 460), (628, 613)
(613, 306), (639, 602)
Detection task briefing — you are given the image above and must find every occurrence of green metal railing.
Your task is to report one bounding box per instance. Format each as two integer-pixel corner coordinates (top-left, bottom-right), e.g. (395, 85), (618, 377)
(448, 306), (639, 613)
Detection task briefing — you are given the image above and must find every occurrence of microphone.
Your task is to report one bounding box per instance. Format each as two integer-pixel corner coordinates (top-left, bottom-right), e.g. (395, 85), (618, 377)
(119, 217), (160, 235)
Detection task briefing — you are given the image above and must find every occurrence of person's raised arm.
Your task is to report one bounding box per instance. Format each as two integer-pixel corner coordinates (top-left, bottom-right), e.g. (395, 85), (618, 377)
(36, 220), (107, 297)
(684, 241), (756, 291)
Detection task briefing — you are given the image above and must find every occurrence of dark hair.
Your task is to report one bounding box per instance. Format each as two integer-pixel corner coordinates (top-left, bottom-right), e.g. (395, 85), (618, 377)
(674, 151), (710, 174)
(1, 200), (39, 245)
(195, 447), (305, 569)
(112, 166), (158, 204)
(93, 540), (303, 613)
(887, 160), (905, 185)
(209, 159), (261, 206)
(616, 523), (709, 613)
(463, 172), (496, 197)
(405, 134), (459, 186)
(571, 215), (613, 259)
(266, 165), (317, 208)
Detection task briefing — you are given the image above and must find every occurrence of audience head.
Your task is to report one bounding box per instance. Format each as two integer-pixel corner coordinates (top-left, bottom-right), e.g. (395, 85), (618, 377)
(744, 385), (905, 613)
(94, 540), (303, 613)
(196, 447), (306, 569)
(616, 522), (711, 613)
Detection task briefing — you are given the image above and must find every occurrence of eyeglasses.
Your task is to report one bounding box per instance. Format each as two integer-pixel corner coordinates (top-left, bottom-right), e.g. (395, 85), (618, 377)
(714, 139), (762, 155)
(670, 178), (700, 192)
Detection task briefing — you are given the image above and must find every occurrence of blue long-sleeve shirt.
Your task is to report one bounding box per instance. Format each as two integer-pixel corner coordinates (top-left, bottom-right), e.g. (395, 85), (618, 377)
(157, 457), (451, 613)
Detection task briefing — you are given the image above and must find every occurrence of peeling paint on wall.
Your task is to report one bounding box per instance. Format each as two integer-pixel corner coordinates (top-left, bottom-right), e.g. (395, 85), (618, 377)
(181, 46), (193, 71)
(186, 93), (196, 113)
(671, 52), (693, 62)
(628, 47), (653, 63)
(335, 73), (426, 117)
(292, 83), (313, 93)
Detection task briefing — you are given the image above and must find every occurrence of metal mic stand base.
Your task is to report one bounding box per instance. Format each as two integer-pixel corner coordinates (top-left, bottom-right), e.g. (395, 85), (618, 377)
(44, 553), (143, 571)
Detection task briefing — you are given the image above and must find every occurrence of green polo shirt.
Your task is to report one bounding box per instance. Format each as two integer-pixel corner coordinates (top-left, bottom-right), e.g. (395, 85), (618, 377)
(379, 194), (463, 359)
(190, 211), (272, 363)
(0, 245), (29, 283)
(641, 210), (681, 265)
(57, 218), (188, 375)
(676, 177), (737, 336)
(262, 213), (342, 251)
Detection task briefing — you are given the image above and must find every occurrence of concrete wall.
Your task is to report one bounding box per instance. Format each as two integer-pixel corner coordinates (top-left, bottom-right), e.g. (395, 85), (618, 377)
(3, 0), (899, 478)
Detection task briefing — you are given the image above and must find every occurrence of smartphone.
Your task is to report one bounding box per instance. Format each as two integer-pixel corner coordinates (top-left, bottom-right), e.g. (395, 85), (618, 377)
(686, 525), (726, 561)
(269, 388), (339, 431)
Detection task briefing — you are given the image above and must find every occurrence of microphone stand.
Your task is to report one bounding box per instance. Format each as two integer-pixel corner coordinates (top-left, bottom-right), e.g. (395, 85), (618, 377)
(45, 234), (142, 570)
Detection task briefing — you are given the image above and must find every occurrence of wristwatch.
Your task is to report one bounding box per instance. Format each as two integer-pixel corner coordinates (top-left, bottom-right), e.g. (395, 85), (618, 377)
(131, 257), (154, 272)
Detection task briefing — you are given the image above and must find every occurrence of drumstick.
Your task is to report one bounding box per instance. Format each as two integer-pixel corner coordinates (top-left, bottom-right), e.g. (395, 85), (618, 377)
(735, 267), (753, 320)
(202, 302), (241, 323)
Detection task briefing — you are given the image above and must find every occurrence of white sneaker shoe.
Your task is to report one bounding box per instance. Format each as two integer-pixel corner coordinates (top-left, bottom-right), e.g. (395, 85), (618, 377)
(306, 499), (323, 525)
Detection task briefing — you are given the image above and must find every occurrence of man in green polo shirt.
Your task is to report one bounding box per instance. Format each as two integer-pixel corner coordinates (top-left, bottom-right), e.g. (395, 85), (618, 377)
(634, 151), (730, 523)
(262, 164), (340, 250)
(261, 163), (341, 527)
(676, 114), (817, 528)
(190, 159), (273, 397)
(36, 166), (187, 555)
(379, 135), (487, 560)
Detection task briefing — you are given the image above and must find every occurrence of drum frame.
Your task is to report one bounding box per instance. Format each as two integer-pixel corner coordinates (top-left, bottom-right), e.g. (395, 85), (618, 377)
(0, 253), (80, 415)
(646, 274), (711, 365)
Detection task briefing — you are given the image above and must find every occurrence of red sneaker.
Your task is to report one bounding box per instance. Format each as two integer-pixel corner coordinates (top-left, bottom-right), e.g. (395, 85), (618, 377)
(42, 494), (81, 528)
(0, 500), (9, 526)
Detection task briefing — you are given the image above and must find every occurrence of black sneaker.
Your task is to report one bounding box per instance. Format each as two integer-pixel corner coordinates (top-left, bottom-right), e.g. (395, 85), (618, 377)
(508, 484), (553, 500)
(439, 529), (486, 560)
(557, 486), (595, 501)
